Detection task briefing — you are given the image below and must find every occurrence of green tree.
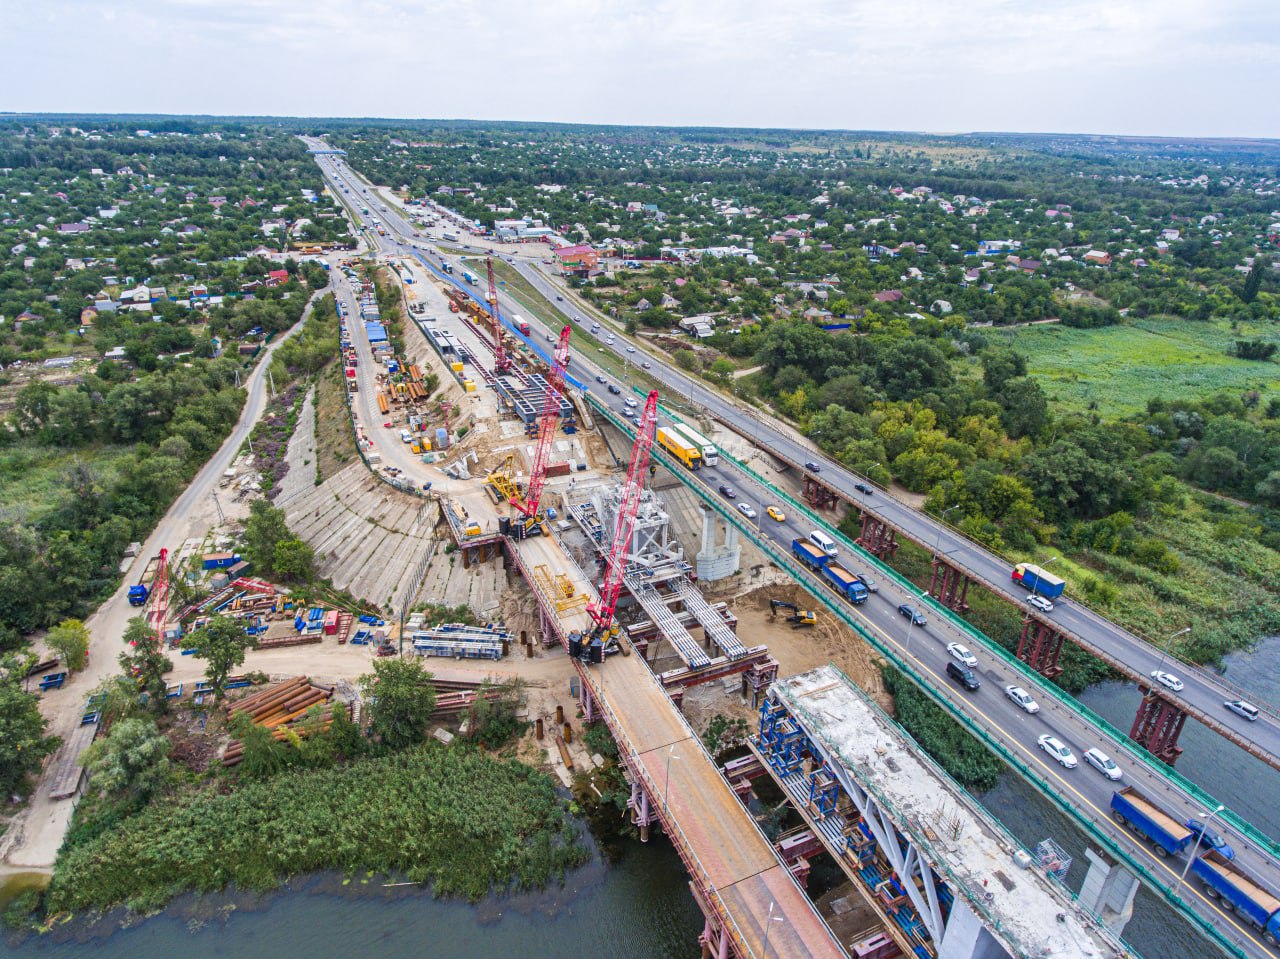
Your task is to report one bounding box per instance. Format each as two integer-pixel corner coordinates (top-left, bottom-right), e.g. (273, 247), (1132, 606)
(188, 615), (258, 702)
(981, 346), (1027, 393)
(81, 717), (171, 800)
(0, 655), (60, 798)
(708, 358), (735, 384)
(271, 538), (315, 583)
(229, 711), (293, 779)
(360, 657), (437, 749)
(1240, 260), (1263, 304)
(997, 377), (1050, 439)
(243, 500), (292, 575)
(119, 617), (174, 714)
(46, 618), (91, 672)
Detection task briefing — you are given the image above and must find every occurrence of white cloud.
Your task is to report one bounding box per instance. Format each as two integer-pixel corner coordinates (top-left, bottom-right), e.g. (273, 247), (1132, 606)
(3, 0), (1276, 136)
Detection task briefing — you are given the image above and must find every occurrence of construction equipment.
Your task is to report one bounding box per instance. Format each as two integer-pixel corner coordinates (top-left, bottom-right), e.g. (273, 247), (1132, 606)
(486, 255), (512, 374)
(583, 390), (660, 655)
(148, 547), (171, 647)
(770, 599), (817, 628)
(512, 325), (571, 520)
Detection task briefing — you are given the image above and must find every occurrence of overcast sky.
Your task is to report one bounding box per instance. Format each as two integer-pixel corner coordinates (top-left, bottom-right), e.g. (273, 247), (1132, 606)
(4, 0), (1277, 138)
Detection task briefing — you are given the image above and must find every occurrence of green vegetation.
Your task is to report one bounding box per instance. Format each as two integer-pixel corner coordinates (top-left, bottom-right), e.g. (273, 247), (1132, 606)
(45, 618), (90, 672)
(882, 666), (1003, 793)
(47, 742), (588, 913)
(992, 317), (1279, 417)
(81, 717), (171, 802)
(360, 657), (438, 749)
(0, 654), (61, 798)
(242, 501), (316, 583)
(187, 615), (259, 702)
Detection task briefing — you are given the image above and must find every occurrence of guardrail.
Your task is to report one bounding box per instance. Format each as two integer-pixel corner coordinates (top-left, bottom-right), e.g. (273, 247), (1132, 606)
(590, 395), (1259, 959)
(640, 399), (1280, 866)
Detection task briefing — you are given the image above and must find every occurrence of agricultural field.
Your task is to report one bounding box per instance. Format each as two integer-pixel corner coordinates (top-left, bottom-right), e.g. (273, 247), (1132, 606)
(995, 317), (1279, 417)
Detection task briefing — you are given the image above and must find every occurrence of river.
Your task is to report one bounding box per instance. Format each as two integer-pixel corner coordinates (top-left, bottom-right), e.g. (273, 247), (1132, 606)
(5, 639), (1276, 959)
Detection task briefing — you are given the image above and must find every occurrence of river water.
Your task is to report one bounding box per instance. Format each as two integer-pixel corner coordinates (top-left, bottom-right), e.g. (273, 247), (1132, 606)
(5, 639), (1276, 959)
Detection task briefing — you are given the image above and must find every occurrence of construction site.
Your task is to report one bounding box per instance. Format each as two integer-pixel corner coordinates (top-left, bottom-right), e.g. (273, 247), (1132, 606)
(21, 241), (1127, 959)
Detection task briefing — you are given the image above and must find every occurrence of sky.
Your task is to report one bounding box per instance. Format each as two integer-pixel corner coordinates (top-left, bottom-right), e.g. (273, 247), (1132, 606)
(4, 0), (1278, 138)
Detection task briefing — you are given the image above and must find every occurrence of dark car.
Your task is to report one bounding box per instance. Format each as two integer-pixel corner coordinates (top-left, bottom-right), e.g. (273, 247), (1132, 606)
(556, 295), (564, 301)
(897, 604), (927, 626)
(946, 662), (980, 691)
(718, 485), (737, 499)
(607, 384), (621, 395)
(1186, 820), (1235, 859)
(854, 482), (874, 495)
(805, 461), (821, 472)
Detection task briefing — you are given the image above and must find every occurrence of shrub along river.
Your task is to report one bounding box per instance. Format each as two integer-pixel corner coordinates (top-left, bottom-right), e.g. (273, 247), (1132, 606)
(3, 638), (1275, 959)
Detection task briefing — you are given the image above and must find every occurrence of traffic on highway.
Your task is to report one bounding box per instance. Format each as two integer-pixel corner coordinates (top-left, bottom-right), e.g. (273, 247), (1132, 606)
(308, 142), (1280, 959)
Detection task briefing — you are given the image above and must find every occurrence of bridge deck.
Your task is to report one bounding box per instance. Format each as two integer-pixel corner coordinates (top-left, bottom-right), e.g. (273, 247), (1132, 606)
(515, 535), (844, 958)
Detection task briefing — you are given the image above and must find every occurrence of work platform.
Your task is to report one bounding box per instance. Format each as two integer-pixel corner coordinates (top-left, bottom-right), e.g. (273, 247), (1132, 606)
(759, 666), (1127, 959)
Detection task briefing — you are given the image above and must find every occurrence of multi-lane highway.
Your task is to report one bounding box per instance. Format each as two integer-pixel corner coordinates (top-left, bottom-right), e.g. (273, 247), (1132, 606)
(307, 144), (1280, 958)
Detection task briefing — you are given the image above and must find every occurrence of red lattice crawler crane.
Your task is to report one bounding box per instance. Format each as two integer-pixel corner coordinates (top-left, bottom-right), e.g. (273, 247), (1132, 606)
(513, 325), (572, 520)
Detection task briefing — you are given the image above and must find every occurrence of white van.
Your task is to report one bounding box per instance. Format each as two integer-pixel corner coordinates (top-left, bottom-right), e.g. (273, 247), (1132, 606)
(809, 530), (838, 558)
(399, 429), (413, 444)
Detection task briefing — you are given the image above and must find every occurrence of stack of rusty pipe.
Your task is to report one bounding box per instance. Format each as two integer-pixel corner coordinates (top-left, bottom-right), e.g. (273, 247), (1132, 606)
(221, 677), (341, 766)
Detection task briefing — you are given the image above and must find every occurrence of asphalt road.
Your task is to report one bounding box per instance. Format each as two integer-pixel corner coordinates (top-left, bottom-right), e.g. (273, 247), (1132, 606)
(307, 147), (1279, 958)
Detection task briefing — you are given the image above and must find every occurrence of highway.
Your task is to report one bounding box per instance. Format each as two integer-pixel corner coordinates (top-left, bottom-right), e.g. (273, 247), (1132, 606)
(307, 145), (1280, 958)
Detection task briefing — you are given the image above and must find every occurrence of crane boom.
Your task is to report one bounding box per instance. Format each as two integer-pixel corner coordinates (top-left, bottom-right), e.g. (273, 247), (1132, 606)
(147, 547), (170, 649)
(486, 255), (511, 373)
(588, 390), (659, 635)
(514, 324), (572, 518)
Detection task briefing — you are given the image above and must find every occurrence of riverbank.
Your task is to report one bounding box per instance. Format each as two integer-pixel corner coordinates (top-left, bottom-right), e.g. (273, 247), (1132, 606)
(43, 741), (587, 916)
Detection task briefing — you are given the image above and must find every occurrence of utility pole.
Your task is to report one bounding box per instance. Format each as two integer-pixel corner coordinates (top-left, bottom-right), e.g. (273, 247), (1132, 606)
(211, 491), (226, 525)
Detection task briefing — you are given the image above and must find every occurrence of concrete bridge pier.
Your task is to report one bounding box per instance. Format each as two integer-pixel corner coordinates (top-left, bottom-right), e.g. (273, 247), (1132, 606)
(1130, 688), (1188, 765)
(1016, 615), (1064, 680)
(1079, 849), (1139, 936)
(857, 513), (899, 558)
(928, 558), (972, 611)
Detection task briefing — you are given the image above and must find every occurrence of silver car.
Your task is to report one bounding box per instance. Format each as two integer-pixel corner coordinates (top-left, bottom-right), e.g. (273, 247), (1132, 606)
(1083, 748), (1123, 781)
(1005, 685), (1040, 714)
(1038, 735), (1077, 769)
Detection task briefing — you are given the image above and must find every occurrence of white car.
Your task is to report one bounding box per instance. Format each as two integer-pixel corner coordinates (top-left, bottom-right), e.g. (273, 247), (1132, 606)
(1083, 748), (1123, 781)
(947, 643), (978, 668)
(1005, 685), (1040, 713)
(1027, 594), (1054, 613)
(1038, 735), (1077, 769)
(626, 346), (637, 353)
(737, 502), (757, 519)
(1150, 670), (1185, 692)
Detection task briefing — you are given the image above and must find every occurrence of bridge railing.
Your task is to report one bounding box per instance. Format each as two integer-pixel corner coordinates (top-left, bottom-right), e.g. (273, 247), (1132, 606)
(593, 397), (1253, 959)
(642, 399), (1280, 865)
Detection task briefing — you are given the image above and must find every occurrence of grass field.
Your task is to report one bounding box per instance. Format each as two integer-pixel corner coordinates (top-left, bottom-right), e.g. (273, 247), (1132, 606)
(0, 442), (135, 521)
(986, 317), (1279, 417)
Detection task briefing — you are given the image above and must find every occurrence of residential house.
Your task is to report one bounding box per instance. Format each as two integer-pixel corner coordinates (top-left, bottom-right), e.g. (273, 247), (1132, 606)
(930, 300), (953, 315)
(634, 298), (653, 312)
(1083, 250), (1112, 266)
(58, 222), (90, 234)
(873, 290), (904, 303)
(265, 269), (290, 287)
(552, 244), (599, 270)
(660, 293), (680, 310)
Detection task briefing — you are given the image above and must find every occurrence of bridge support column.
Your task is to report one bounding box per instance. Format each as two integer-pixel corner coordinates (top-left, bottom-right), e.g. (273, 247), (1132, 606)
(1079, 849), (1139, 937)
(629, 779), (654, 842)
(742, 657), (779, 708)
(928, 559), (971, 612)
(1016, 616), (1064, 680)
(580, 682), (595, 723)
(1129, 688), (1187, 765)
(857, 513), (899, 559)
(670, 687), (685, 713)
(803, 475), (839, 510)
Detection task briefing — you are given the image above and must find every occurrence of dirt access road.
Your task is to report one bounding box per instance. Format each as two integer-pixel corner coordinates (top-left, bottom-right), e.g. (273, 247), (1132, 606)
(0, 288), (327, 875)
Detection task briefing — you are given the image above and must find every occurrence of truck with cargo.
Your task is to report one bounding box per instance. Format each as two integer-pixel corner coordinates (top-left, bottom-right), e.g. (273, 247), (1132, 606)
(656, 427), (701, 469)
(1191, 850), (1280, 945)
(791, 539), (830, 570)
(512, 315), (531, 336)
(128, 555), (163, 606)
(821, 561), (870, 604)
(462, 270), (478, 286)
(1012, 563), (1065, 599)
(1110, 786), (1195, 857)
